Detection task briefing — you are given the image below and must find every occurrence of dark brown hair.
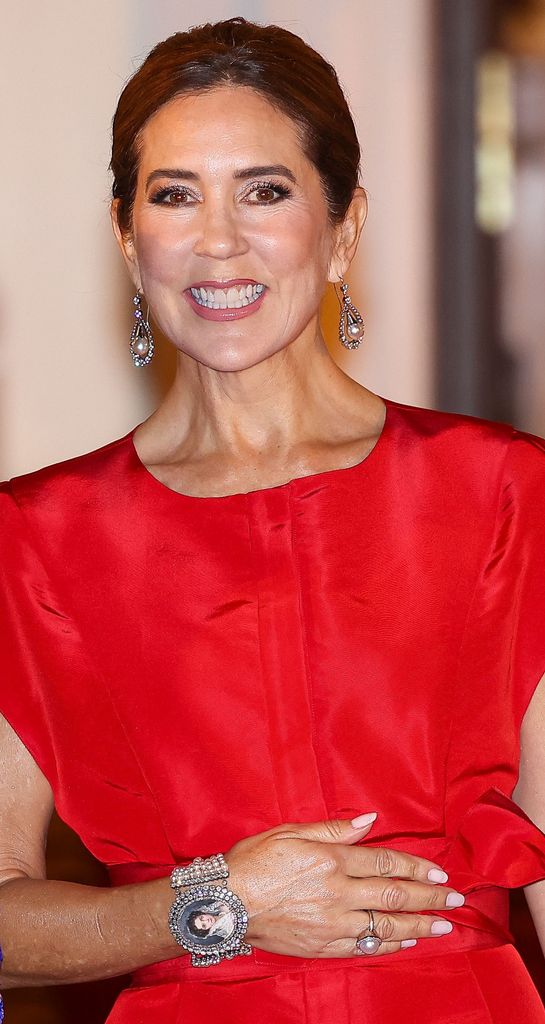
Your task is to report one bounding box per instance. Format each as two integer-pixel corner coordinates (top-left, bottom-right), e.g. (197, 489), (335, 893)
(111, 17), (361, 234)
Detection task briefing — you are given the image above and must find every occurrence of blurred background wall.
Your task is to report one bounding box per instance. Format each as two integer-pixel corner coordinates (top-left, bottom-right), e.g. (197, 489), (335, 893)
(435, 0), (545, 436)
(1, 0), (545, 1020)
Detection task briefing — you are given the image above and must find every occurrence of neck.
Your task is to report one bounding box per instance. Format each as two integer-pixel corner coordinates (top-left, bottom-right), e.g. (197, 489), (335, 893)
(143, 324), (375, 465)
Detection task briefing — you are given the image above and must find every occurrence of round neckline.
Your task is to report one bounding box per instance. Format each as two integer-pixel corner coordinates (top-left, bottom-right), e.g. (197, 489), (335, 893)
(127, 395), (394, 502)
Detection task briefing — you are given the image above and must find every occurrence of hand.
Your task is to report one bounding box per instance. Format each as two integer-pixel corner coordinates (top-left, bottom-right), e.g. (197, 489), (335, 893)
(225, 813), (464, 958)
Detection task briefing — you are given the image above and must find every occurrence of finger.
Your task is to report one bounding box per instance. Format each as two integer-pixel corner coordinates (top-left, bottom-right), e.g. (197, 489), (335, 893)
(354, 939), (415, 958)
(272, 813), (377, 846)
(347, 910), (454, 944)
(346, 876), (465, 913)
(342, 845), (449, 885)
(315, 936), (417, 959)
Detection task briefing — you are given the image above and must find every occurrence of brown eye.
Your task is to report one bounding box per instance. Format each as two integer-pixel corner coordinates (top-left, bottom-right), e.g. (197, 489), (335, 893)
(245, 182), (291, 205)
(167, 190), (189, 205)
(149, 186), (194, 207)
(254, 187), (277, 203)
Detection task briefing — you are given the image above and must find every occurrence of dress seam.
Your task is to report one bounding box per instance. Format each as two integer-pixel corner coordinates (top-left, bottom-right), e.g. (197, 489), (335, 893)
(245, 494), (283, 823)
(288, 486), (329, 817)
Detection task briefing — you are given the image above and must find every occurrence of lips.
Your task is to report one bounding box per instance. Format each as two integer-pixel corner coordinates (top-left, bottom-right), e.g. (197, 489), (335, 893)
(189, 279), (261, 289)
(184, 279), (267, 320)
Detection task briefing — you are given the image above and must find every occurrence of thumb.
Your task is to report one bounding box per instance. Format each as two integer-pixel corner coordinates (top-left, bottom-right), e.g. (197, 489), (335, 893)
(288, 811), (377, 845)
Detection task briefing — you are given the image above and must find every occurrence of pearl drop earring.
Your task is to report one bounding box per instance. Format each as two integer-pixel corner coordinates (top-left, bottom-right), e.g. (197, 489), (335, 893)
(337, 279), (365, 349)
(129, 292), (155, 367)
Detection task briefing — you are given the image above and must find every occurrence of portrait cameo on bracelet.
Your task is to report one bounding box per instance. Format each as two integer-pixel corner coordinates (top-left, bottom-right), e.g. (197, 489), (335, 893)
(168, 884), (252, 966)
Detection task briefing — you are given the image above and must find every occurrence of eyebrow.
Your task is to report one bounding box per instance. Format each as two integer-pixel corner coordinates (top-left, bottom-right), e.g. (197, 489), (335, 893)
(145, 164), (298, 190)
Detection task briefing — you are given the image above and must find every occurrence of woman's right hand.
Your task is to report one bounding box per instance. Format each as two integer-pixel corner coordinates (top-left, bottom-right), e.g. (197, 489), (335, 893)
(225, 813), (464, 958)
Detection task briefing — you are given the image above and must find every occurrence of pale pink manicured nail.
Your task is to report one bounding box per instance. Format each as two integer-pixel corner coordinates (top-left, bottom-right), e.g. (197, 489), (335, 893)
(400, 939), (417, 948)
(428, 868), (449, 883)
(431, 920), (453, 935)
(446, 892), (465, 908)
(350, 812), (378, 829)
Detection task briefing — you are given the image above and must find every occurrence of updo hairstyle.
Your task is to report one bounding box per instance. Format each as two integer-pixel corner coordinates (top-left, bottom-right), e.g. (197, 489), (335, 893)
(111, 17), (361, 234)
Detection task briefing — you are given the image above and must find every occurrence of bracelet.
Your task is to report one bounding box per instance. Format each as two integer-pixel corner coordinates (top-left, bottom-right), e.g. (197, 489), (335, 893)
(168, 855), (252, 967)
(170, 853), (228, 890)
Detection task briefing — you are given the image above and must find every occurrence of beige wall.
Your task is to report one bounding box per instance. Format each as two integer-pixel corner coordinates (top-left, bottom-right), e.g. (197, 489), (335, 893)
(0, 0), (435, 480)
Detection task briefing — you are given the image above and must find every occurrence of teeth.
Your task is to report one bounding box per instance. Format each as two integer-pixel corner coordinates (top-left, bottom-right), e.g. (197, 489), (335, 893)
(190, 283), (265, 310)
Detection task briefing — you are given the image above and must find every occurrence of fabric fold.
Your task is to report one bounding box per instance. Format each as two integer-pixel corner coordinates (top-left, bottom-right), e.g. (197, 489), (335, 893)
(442, 787), (545, 892)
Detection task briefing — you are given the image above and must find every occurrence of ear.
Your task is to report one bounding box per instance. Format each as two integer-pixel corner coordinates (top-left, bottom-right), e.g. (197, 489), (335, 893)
(110, 198), (142, 291)
(327, 187), (368, 283)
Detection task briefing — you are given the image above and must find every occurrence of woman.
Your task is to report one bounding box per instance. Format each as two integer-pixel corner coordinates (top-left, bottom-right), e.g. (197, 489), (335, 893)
(187, 902), (237, 941)
(0, 16), (545, 1024)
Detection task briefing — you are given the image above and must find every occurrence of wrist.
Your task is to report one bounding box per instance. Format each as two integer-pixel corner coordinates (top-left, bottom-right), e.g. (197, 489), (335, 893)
(167, 853), (252, 967)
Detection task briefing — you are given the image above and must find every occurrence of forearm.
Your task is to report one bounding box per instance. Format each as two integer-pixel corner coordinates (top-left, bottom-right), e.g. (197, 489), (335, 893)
(0, 875), (184, 987)
(524, 880), (545, 959)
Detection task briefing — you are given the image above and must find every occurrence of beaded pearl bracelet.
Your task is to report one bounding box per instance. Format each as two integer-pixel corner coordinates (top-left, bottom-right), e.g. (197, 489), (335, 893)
(170, 853), (229, 891)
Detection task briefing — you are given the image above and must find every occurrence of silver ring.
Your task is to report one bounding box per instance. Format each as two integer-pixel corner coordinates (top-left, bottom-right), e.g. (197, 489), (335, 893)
(355, 909), (382, 955)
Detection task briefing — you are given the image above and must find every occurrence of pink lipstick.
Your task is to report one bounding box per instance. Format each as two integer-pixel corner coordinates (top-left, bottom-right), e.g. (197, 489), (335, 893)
(184, 279), (267, 322)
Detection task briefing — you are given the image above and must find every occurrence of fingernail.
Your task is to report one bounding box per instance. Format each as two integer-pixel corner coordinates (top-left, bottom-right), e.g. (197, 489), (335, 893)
(350, 812), (378, 829)
(431, 920), (453, 935)
(400, 939), (417, 948)
(427, 868), (448, 883)
(446, 892), (465, 908)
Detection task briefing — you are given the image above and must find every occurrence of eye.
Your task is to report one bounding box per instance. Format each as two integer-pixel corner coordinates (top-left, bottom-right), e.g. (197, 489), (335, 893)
(244, 181), (292, 205)
(149, 186), (196, 206)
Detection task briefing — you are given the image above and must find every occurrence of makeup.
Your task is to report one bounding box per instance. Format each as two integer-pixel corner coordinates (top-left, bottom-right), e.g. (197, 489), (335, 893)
(184, 279), (267, 322)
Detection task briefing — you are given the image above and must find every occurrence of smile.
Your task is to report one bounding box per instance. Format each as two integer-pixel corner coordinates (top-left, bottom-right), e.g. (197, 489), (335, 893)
(190, 283), (265, 310)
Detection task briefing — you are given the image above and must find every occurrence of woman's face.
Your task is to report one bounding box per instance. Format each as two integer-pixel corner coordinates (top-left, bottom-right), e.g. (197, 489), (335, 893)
(115, 86), (353, 371)
(194, 913), (215, 931)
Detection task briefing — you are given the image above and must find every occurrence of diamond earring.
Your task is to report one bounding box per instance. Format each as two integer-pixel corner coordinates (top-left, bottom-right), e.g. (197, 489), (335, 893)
(337, 279), (365, 350)
(130, 292), (154, 367)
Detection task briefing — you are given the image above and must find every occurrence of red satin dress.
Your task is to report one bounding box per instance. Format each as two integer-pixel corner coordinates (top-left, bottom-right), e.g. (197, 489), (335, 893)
(2, 397), (545, 1023)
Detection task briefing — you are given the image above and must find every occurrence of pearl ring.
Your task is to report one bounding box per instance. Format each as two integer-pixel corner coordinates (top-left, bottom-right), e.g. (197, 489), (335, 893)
(355, 909), (382, 955)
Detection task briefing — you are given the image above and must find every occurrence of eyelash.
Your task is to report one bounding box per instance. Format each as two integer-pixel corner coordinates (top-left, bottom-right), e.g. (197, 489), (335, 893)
(149, 180), (293, 207)
(249, 180), (292, 203)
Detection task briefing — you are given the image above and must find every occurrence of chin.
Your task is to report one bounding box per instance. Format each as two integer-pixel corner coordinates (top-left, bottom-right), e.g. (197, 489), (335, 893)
(188, 338), (289, 372)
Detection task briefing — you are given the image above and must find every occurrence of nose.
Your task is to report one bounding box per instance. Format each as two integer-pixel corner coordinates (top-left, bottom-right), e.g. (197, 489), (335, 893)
(192, 202), (249, 261)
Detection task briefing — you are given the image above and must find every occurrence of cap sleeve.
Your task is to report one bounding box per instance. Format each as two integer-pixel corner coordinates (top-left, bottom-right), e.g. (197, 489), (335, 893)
(0, 482), (59, 787)
(502, 429), (545, 727)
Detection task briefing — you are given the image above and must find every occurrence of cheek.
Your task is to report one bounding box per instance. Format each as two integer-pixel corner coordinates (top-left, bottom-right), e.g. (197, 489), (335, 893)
(250, 212), (331, 278)
(134, 219), (190, 285)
